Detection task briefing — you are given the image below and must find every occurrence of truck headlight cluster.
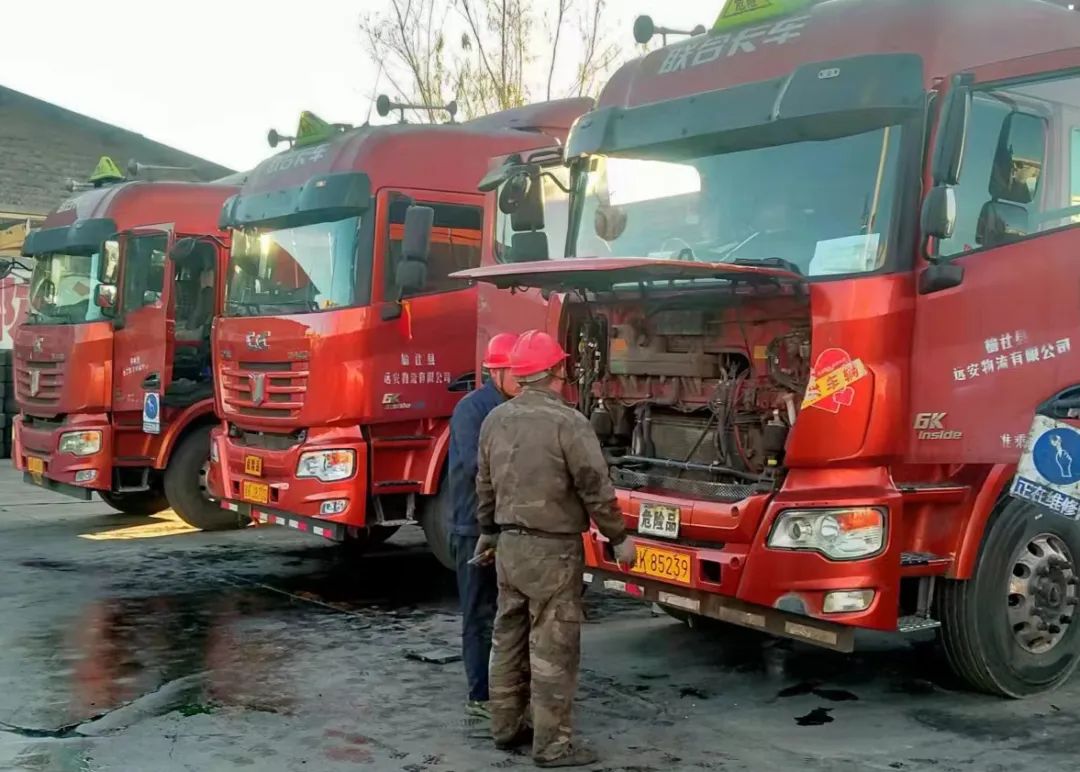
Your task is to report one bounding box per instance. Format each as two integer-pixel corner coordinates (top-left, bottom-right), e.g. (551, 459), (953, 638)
(296, 449), (355, 482)
(767, 507), (886, 560)
(58, 431), (102, 457)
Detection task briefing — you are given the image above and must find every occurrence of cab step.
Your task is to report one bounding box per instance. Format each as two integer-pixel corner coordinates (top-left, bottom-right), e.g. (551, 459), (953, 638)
(897, 615), (941, 633)
(900, 551), (952, 575)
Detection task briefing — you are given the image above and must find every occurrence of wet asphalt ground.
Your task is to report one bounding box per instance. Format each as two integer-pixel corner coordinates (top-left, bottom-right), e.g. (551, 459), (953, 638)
(1, 466), (1079, 771)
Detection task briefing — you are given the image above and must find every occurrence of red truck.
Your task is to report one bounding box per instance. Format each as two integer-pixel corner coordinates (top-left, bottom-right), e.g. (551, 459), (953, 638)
(7, 158), (243, 529)
(206, 101), (590, 566)
(460, 0), (1080, 696)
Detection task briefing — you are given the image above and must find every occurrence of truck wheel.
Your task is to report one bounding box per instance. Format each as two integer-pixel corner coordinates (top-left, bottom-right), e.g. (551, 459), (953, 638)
(164, 427), (248, 532)
(419, 483), (454, 570)
(99, 489), (169, 516)
(938, 497), (1080, 697)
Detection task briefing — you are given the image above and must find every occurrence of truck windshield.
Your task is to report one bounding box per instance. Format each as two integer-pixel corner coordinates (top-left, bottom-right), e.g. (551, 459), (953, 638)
(25, 252), (106, 325)
(225, 216), (360, 316)
(572, 125), (903, 277)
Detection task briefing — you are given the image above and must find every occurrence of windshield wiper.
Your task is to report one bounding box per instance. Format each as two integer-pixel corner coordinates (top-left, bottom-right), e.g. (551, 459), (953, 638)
(731, 257), (803, 276)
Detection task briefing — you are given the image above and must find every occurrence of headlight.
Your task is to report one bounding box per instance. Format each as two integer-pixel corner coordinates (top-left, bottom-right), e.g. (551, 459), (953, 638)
(296, 449), (355, 482)
(767, 507), (885, 560)
(58, 431), (102, 457)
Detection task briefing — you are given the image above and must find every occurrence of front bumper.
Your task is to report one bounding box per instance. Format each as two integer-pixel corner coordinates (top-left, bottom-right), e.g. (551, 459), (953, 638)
(585, 482), (899, 634)
(13, 414), (113, 496)
(210, 425), (370, 530)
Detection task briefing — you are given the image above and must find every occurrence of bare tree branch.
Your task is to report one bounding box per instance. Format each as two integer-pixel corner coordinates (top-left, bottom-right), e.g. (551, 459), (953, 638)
(546, 0), (570, 101)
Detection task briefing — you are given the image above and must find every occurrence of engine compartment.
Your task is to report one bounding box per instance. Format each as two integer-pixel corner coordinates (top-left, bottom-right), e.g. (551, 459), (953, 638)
(569, 288), (811, 501)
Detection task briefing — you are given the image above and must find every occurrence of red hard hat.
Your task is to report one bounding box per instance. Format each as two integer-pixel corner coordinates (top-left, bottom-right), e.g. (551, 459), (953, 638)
(509, 330), (568, 378)
(482, 333), (517, 369)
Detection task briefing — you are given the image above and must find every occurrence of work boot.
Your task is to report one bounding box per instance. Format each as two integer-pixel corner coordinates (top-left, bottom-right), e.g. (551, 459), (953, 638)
(466, 700), (492, 720)
(494, 725), (533, 751)
(534, 744), (598, 768)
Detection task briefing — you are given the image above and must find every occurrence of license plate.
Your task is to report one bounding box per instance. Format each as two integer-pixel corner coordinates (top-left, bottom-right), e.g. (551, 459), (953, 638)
(638, 502), (680, 538)
(27, 456), (45, 476)
(244, 455), (263, 476)
(241, 480), (269, 505)
(632, 545), (692, 585)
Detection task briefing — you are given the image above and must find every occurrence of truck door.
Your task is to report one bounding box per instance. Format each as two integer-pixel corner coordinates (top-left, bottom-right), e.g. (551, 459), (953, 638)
(910, 50), (1080, 463)
(376, 189), (484, 420)
(111, 228), (174, 420)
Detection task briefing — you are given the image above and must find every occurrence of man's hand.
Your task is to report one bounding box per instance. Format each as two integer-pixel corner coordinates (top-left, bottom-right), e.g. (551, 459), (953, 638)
(470, 532), (499, 566)
(613, 536), (637, 571)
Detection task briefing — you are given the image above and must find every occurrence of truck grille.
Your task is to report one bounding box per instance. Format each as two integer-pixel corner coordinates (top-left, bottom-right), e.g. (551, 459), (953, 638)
(221, 361), (309, 420)
(611, 466), (763, 503)
(15, 358), (65, 411)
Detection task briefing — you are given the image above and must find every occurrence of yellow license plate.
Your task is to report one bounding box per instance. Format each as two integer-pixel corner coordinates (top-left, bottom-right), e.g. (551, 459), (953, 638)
(632, 545), (692, 585)
(244, 455), (263, 476)
(241, 480), (269, 505)
(27, 456), (45, 476)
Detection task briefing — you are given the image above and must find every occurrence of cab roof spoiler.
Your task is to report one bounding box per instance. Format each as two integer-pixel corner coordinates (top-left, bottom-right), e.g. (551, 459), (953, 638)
(463, 97), (594, 136)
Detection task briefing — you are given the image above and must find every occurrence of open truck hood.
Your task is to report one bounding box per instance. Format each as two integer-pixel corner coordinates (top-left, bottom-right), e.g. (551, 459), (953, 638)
(453, 257), (804, 292)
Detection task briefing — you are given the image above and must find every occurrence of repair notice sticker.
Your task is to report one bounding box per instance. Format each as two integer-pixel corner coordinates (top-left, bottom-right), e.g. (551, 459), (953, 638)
(1012, 415), (1080, 519)
(801, 348), (869, 413)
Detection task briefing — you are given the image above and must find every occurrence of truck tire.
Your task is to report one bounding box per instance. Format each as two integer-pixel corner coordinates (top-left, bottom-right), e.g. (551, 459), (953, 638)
(938, 497), (1080, 697)
(99, 489), (169, 516)
(164, 426), (247, 531)
(419, 481), (454, 570)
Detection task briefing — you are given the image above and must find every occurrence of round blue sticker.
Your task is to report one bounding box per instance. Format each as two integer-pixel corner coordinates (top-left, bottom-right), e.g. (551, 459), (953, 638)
(1032, 426), (1080, 485)
(144, 393), (159, 420)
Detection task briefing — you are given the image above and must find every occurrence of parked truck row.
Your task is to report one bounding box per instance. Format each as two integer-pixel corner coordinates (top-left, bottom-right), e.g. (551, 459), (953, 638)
(5, 0), (1080, 699)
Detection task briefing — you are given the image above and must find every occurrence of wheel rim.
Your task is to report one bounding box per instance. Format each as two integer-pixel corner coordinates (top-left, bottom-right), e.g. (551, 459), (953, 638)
(198, 460), (211, 502)
(1007, 532), (1078, 654)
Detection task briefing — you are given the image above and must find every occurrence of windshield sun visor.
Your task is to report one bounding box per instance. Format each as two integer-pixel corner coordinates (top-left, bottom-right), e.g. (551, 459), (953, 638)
(22, 218), (118, 258)
(219, 171), (372, 230)
(567, 53), (924, 160)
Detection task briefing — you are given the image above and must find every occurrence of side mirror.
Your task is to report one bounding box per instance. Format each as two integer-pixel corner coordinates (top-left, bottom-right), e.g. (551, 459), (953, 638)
(931, 75), (972, 186)
(499, 172), (531, 215)
(508, 232), (550, 262)
(396, 205), (434, 296)
(102, 239), (120, 283)
(989, 111), (1046, 205)
(920, 186), (957, 240)
(95, 283), (118, 310)
(402, 205), (434, 262)
(502, 171), (545, 232)
(976, 200), (1030, 248)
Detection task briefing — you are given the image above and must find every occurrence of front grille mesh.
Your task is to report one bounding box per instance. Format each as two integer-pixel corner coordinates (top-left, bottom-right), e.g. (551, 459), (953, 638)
(611, 466), (763, 502)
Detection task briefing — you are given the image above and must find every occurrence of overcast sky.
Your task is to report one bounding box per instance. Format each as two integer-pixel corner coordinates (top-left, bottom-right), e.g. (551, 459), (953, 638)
(2, 1), (718, 172)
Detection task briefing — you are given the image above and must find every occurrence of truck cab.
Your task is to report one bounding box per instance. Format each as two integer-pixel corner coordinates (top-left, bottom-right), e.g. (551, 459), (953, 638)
(9, 159), (242, 529)
(207, 102), (590, 566)
(459, 0), (1080, 696)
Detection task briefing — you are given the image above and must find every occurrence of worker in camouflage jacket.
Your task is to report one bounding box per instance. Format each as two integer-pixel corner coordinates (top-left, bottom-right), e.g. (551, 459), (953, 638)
(474, 330), (637, 768)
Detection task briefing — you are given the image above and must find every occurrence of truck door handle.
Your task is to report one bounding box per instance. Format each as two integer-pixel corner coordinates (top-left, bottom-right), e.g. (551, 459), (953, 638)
(142, 373), (161, 390)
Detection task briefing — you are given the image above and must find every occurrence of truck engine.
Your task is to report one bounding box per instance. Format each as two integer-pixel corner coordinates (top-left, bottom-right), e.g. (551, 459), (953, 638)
(569, 291), (811, 502)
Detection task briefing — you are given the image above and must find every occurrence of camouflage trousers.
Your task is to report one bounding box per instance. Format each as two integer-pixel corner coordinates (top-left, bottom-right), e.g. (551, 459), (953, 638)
(490, 531), (585, 763)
